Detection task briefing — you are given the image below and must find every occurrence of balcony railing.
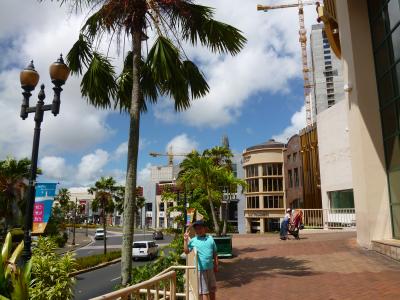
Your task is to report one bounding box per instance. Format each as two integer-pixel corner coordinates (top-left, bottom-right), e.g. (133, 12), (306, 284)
(301, 208), (356, 229)
(91, 250), (198, 300)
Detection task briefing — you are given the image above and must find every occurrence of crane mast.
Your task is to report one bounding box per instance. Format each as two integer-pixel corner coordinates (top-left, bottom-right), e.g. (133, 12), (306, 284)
(258, 1), (319, 126)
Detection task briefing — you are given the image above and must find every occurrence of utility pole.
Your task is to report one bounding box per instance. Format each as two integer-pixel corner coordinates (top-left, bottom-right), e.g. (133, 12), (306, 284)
(72, 197), (77, 245)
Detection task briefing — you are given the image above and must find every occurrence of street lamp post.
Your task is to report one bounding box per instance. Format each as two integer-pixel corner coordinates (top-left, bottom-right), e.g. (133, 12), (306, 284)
(20, 55), (70, 263)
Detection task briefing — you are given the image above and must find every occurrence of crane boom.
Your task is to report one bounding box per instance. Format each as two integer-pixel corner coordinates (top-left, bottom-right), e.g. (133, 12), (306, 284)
(149, 146), (189, 166)
(258, 0), (319, 126)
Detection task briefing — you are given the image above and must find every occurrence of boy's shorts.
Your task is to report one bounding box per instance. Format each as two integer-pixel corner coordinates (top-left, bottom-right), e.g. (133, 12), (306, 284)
(198, 269), (217, 295)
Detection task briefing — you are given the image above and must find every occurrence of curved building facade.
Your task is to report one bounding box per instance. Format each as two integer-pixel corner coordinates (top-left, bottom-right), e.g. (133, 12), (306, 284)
(243, 139), (287, 233)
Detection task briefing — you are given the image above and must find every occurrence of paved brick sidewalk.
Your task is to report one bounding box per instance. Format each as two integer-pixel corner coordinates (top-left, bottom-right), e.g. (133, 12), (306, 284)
(217, 232), (400, 300)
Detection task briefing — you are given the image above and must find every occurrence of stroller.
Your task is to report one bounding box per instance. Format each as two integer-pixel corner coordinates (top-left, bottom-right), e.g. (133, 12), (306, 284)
(288, 210), (304, 240)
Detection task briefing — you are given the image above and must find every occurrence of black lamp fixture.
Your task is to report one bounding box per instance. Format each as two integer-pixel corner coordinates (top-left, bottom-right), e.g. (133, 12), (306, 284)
(20, 54), (70, 263)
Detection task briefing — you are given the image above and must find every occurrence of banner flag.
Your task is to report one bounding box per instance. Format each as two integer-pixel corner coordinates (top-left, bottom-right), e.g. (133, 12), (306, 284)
(32, 183), (57, 234)
(186, 208), (196, 225)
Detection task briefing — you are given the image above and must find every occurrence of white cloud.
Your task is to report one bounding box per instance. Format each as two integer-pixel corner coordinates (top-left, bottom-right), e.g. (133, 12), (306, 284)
(272, 105), (306, 142)
(40, 156), (69, 180)
(0, 0), (113, 159)
(166, 134), (199, 156)
(154, 0), (316, 128)
(114, 142), (128, 158)
(76, 149), (110, 184)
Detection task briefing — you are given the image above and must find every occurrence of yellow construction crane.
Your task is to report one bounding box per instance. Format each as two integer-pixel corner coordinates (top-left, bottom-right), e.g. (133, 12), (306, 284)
(149, 146), (189, 166)
(257, 1), (320, 126)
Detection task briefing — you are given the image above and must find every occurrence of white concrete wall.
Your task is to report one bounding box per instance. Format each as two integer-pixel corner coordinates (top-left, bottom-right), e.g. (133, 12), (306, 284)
(317, 98), (353, 210)
(336, 0), (392, 247)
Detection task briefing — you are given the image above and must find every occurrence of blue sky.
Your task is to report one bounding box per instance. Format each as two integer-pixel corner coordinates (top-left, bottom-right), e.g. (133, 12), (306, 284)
(0, 0), (315, 190)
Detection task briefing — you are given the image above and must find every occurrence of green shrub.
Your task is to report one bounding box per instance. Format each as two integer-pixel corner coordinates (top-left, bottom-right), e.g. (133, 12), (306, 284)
(30, 237), (76, 300)
(50, 233), (68, 248)
(75, 251), (121, 271)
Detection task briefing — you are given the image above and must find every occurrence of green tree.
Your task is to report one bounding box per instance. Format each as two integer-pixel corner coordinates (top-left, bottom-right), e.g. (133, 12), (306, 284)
(0, 157), (41, 233)
(219, 170), (246, 235)
(44, 0), (246, 284)
(135, 196), (146, 229)
(89, 177), (118, 254)
(179, 152), (226, 235)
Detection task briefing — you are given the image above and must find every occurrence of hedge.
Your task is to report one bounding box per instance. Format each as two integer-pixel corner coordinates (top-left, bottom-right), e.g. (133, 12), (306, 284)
(75, 250), (121, 271)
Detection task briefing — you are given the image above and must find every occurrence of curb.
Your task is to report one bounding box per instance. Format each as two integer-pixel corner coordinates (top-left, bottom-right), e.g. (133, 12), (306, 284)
(58, 236), (94, 255)
(69, 257), (122, 277)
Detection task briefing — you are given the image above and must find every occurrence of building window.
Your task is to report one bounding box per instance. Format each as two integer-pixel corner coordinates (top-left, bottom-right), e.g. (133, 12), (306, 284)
(327, 88), (335, 94)
(287, 154), (291, 162)
(324, 55), (332, 60)
(246, 165), (259, 177)
(324, 49), (330, 54)
(262, 163), (282, 176)
(294, 168), (299, 187)
(328, 100), (335, 107)
(323, 43), (330, 49)
(263, 195), (284, 208)
(263, 178), (283, 192)
(325, 60), (332, 66)
(293, 152), (297, 162)
(326, 82), (334, 89)
(247, 196), (260, 209)
(328, 189), (355, 209)
(326, 77), (333, 83)
(288, 170), (293, 188)
(328, 94), (335, 100)
(160, 202), (164, 212)
(325, 65), (333, 71)
(246, 179), (259, 193)
(368, 0), (400, 238)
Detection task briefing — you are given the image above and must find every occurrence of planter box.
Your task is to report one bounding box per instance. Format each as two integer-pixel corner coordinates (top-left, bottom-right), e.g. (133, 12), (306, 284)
(213, 235), (233, 258)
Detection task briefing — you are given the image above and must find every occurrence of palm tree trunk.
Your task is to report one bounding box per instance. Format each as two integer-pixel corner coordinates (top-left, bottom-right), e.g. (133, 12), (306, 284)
(207, 188), (220, 236)
(103, 208), (107, 255)
(121, 28), (142, 287)
(222, 202), (227, 236)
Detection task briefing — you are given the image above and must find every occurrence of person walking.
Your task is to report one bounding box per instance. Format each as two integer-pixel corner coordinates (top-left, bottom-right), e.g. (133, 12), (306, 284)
(184, 220), (218, 300)
(280, 208), (292, 240)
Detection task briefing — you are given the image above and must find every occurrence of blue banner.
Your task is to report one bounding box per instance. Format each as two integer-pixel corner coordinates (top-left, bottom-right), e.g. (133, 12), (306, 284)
(33, 183), (57, 234)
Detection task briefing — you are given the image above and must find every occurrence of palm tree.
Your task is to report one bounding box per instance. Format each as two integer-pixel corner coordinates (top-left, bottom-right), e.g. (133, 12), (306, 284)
(44, 0), (246, 284)
(135, 196), (146, 229)
(0, 157), (40, 232)
(89, 177), (118, 254)
(54, 188), (71, 219)
(219, 170), (246, 236)
(179, 152), (226, 235)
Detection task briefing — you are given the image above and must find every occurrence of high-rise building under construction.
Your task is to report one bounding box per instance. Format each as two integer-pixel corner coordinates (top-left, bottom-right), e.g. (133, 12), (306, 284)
(310, 23), (345, 117)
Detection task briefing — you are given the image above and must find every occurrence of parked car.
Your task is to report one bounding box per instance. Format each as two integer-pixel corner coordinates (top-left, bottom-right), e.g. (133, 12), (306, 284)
(152, 230), (164, 240)
(132, 241), (158, 260)
(94, 228), (105, 240)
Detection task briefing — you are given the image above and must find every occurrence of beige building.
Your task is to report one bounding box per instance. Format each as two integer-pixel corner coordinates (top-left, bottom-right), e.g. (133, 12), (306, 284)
(318, 1), (399, 254)
(243, 139), (287, 233)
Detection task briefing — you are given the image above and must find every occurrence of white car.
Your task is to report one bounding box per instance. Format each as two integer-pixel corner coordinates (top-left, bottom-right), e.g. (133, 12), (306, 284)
(132, 241), (158, 260)
(94, 228), (105, 240)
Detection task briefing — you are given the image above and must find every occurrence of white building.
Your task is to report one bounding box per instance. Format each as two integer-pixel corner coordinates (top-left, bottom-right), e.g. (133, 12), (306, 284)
(317, 98), (354, 213)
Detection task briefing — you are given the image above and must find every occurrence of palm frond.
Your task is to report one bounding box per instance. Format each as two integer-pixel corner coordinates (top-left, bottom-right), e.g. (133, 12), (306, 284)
(167, 2), (246, 55)
(82, 9), (106, 39)
(81, 51), (117, 108)
(182, 60), (209, 99)
(116, 52), (158, 113)
(66, 34), (93, 75)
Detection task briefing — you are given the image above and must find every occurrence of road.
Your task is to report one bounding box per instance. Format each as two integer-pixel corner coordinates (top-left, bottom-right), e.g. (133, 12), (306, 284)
(73, 230), (174, 299)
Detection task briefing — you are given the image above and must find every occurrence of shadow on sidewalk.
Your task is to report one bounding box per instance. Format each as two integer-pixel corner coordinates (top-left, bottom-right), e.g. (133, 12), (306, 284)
(217, 255), (318, 288)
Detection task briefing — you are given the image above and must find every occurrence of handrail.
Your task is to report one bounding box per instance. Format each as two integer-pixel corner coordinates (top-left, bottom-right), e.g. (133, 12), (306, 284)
(90, 270), (176, 300)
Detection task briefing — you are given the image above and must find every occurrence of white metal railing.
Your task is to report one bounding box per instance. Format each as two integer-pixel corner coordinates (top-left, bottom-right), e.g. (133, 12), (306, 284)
(301, 208), (356, 229)
(90, 250), (198, 300)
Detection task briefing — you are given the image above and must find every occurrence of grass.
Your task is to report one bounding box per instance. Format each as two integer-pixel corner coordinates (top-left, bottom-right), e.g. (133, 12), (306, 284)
(75, 250), (121, 271)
